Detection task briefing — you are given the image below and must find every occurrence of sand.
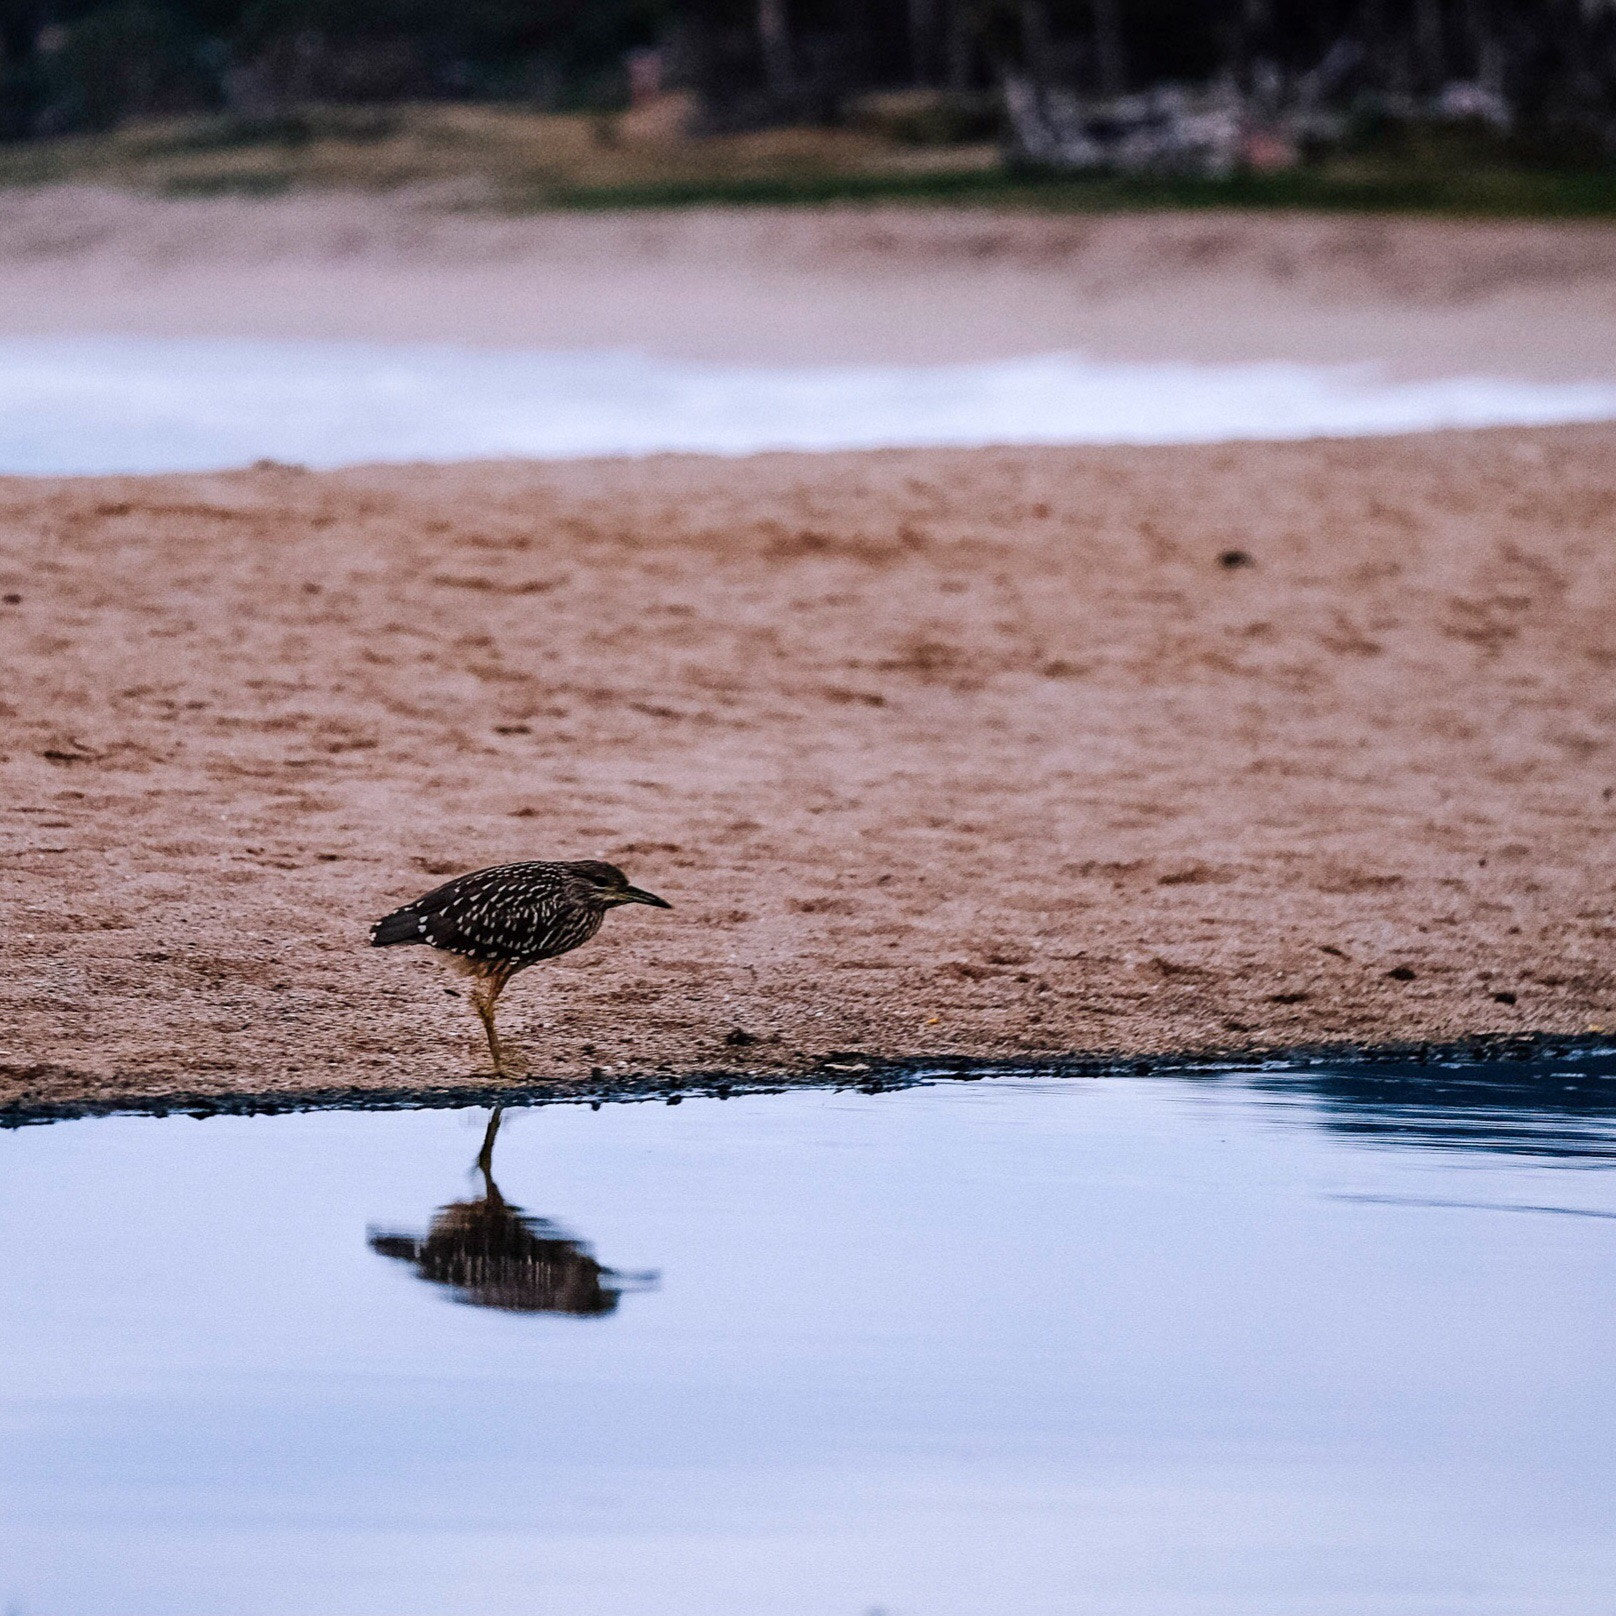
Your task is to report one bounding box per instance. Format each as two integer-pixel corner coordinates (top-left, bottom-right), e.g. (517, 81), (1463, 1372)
(1, 188), (1615, 376)
(3, 426), (1614, 1113)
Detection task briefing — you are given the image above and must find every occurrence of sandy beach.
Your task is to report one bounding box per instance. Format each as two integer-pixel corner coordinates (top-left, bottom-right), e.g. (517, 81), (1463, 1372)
(3, 423), (1614, 1114)
(3, 191), (1615, 1114)
(1, 187), (1615, 376)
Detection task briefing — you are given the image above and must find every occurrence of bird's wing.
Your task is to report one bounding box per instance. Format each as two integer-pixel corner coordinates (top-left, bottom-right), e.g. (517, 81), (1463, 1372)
(371, 865), (522, 952)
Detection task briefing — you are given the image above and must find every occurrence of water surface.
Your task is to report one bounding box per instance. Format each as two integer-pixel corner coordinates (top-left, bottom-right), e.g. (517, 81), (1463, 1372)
(3, 1061), (1614, 1614)
(4, 336), (1616, 473)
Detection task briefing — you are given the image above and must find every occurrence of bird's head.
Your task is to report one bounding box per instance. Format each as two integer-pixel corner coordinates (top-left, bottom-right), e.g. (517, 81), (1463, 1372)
(569, 860), (671, 910)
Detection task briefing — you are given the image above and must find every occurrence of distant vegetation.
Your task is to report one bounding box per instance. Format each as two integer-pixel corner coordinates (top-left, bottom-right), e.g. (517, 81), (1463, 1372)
(1, 0), (1614, 213)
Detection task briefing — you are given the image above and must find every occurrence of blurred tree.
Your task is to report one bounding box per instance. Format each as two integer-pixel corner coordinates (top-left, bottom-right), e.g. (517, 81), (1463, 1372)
(37, 0), (216, 129)
(0, 0), (1609, 154)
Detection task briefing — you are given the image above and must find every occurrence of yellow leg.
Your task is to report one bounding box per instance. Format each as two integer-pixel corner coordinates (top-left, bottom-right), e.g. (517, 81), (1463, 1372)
(469, 967), (515, 1076)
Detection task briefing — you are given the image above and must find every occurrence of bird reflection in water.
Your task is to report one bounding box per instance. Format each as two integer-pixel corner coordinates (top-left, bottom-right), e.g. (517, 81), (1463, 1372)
(368, 1109), (657, 1315)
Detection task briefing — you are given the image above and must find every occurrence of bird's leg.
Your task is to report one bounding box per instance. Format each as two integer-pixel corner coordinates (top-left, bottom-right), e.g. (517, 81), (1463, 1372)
(475, 1106), (505, 1191)
(469, 965), (515, 1076)
(476, 1107), (504, 1177)
(473, 988), (502, 1075)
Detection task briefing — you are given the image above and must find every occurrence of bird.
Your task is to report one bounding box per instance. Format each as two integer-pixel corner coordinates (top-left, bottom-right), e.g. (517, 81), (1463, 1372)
(368, 1109), (656, 1316)
(370, 859), (670, 1075)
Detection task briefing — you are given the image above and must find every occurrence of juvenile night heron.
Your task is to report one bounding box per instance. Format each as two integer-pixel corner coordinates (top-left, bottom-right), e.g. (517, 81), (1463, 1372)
(370, 859), (670, 1075)
(368, 1109), (657, 1315)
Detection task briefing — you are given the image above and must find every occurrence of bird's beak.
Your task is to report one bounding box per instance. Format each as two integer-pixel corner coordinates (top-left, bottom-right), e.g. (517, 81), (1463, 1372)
(617, 885), (671, 909)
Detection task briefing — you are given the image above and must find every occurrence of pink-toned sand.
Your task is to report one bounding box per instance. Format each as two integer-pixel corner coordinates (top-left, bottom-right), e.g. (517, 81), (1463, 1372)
(1, 188), (1615, 376)
(3, 427), (1613, 1111)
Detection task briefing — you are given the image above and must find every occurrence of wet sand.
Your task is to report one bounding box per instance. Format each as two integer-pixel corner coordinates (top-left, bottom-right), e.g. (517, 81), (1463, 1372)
(3, 427), (1614, 1113)
(2, 188), (1616, 376)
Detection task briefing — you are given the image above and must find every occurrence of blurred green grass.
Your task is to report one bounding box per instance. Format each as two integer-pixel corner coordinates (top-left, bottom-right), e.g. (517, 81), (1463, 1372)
(4, 98), (1615, 218)
(547, 165), (1616, 218)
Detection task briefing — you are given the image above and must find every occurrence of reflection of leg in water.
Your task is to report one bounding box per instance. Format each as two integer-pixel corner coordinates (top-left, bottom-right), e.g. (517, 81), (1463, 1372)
(369, 1106), (657, 1315)
(476, 1106), (504, 1181)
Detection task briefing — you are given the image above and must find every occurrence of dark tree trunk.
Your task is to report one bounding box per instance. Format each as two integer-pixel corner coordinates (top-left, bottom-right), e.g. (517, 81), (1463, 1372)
(909, 0), (941, 83)
(1019, 0), (1055, 83)
(1090, 0), (1127, 95)
(1466, 0), (1505, 89)
(758, 0), (793, 96)
(1415, 0), (1446, 90)
(946, 0), (974, 91)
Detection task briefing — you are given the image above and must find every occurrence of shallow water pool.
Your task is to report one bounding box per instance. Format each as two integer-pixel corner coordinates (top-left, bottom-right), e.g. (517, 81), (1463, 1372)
(3, 1060), (1615, 1614)
(4, 337), (1616, 473)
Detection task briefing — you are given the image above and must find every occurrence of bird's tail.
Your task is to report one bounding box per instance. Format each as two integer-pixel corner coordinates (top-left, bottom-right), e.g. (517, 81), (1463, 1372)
(370, 906), (425, 947)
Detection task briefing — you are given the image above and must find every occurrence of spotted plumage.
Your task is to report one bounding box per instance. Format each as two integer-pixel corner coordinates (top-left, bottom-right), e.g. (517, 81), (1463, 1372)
(371, 859), (670, 1074)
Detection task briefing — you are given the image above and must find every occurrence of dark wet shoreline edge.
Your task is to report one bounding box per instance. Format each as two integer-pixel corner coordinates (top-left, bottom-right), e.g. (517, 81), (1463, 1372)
(4, 1032), (1616, 1130)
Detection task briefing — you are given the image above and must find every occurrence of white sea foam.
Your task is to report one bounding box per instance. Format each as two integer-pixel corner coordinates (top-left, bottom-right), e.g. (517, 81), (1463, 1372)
(3, 335), (1614, 474)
